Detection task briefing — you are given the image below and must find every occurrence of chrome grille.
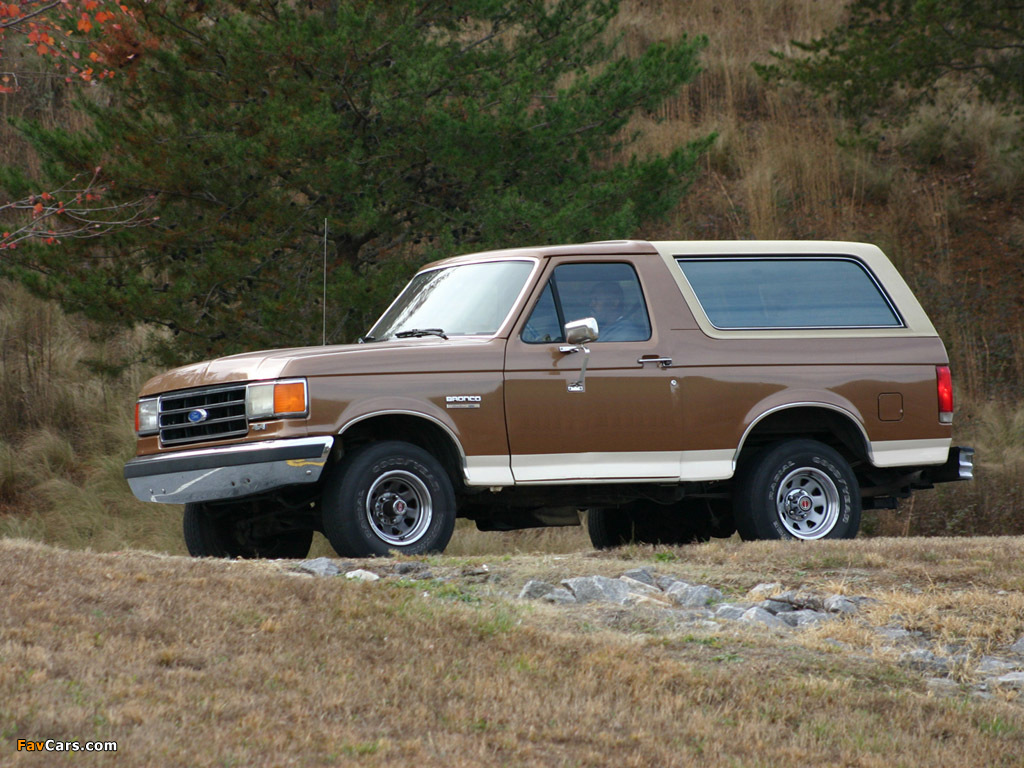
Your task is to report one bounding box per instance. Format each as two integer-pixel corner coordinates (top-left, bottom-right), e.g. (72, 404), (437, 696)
(159, 384), (248, 446)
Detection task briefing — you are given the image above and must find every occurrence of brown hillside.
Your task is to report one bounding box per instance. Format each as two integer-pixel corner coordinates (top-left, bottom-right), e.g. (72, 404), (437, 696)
(1, 0), (1023, 546)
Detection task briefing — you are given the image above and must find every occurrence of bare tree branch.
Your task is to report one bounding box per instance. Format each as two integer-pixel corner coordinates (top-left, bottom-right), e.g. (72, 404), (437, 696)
(0, 167), (159, 250)
(0, 1), (62, 31)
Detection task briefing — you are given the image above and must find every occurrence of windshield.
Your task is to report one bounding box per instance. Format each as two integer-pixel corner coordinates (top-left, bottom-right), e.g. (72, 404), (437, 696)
(367, 259), (535, 340)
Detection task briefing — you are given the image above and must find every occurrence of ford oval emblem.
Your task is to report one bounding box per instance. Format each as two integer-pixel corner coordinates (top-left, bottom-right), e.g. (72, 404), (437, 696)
(188, 408), (209, 424)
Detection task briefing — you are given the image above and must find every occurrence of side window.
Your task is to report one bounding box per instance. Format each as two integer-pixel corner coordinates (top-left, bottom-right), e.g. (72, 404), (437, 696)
(522, 262), (652, 343)
(675, 257), (903, 329)
(521, 282), (562, 343)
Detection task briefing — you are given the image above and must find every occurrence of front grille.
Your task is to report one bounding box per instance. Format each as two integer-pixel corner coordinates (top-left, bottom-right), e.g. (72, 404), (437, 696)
(159, 384), (248, 446)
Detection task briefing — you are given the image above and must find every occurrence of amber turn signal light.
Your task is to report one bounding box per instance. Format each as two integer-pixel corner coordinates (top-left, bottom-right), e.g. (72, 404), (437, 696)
(273, 381), (307, 415)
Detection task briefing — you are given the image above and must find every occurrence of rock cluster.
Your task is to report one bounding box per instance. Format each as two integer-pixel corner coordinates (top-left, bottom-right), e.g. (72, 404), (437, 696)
(517, 570), (846, 630)
(290, 558), (1024, 701)
(516, 567), (1024, 700)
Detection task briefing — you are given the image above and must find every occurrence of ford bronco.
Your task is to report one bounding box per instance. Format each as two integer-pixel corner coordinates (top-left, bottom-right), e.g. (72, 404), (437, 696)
(124, 240), (973, 557)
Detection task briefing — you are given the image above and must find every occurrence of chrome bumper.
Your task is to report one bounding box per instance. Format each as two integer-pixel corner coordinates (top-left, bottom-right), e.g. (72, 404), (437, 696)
(124, 436), (334, 504)
(922, 445), (975, 485)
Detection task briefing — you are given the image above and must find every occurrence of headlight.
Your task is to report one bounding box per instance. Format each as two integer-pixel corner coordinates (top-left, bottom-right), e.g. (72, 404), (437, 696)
(246, 379), (308, 420)
(135, 398), (159, 436)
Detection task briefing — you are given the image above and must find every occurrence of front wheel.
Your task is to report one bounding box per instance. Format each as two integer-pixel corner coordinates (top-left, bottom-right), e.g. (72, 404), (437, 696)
(322, 441), (456, 557)
(733, 439), (860, 541)
(183, 502), (314, 559)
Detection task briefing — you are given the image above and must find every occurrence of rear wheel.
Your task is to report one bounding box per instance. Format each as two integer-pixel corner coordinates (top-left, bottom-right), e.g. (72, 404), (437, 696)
(586, 507), (637, 549)
(734, 439), (860, 541)
(183, 502), (314, 558)
(587, 501), (712, 549)
(322, 441), (456, 557)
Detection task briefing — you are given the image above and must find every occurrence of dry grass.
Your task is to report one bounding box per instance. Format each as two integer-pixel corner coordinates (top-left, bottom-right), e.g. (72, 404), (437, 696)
(0, 280), (175, 550)
(2, 537), (1024, 767)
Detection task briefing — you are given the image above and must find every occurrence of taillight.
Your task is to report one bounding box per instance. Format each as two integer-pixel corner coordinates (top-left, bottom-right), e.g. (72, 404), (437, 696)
(936, 365), (953, 424)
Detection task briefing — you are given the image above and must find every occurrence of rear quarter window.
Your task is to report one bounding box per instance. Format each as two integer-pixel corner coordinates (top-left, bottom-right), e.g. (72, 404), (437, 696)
(675, 257), (903, 329)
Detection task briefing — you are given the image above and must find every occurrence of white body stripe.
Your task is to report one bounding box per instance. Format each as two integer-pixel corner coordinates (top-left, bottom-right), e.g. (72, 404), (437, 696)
(463, 441), (950, 487)
(465, 449), (735, 486)
(869, 438), (951, 467)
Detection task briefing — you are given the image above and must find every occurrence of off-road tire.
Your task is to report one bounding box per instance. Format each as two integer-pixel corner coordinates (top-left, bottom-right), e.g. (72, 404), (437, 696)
(587, 501), (712, 549)
(322, 441), (456, 557)
(733, 439), (861, 541)
(183, 502), (314, 558)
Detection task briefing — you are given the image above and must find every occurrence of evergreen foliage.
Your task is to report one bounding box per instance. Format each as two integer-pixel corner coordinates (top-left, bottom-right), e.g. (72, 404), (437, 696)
(2, 0), (710, 360)
(758, 0), (1024, 120)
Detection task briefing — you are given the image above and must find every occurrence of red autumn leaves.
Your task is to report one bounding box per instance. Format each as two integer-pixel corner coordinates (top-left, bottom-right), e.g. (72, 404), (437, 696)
(1, 168), (159, 251)
(0, 0), (131, 88)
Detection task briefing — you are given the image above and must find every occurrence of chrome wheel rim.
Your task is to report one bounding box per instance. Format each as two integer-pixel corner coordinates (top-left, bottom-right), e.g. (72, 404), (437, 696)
(365, 470), (432, 546)
(775, 466), (840, 539)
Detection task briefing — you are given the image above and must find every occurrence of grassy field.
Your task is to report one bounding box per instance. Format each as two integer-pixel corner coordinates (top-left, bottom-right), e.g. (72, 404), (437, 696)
(2, 536), (1024, 767)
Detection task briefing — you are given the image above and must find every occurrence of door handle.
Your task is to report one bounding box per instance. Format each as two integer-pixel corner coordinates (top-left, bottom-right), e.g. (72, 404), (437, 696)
(637, 356), (672, 368)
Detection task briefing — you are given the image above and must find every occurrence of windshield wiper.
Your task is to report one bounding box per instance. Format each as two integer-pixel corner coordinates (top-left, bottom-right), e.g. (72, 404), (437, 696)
(394, 328), (449, 340)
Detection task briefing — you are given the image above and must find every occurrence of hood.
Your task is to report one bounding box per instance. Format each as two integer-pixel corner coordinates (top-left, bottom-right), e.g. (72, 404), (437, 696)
(138, 336), (502, 396)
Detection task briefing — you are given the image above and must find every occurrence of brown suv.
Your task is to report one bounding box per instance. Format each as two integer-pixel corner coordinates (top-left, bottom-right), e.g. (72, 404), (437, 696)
(124, 240), (973, 557)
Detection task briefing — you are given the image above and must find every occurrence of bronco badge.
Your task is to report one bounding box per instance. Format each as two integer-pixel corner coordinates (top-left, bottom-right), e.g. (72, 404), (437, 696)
(445, 395), (481, 409)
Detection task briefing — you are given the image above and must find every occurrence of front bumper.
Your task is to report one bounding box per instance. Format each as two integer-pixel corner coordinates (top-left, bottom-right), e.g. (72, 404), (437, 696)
(124, 436), (334, 504)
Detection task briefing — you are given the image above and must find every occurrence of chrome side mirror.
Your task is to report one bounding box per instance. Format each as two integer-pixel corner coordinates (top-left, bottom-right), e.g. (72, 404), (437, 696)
(559, 317), (599, 393)
(564, 317), (599, 345)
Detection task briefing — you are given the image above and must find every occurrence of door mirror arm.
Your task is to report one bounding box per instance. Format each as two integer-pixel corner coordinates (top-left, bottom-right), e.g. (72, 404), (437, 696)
(560, 317), (599, 393)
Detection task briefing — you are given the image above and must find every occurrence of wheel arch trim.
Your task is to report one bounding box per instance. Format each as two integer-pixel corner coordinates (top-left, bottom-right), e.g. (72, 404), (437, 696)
(733, 401), (871, 472)
(338, 409), (476, 484)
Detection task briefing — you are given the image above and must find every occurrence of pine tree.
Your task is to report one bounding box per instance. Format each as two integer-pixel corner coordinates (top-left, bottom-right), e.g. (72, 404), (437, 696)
(3, 0), (710, 360)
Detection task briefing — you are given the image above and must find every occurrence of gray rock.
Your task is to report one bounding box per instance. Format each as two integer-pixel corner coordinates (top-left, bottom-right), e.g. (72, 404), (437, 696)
(994, 672), (1024, 690)
(761, 599), (795, 614)
(1009, 636), (1024, 655)
(748, 582), (784, 600)
(518, 580), (556, 600)
(562, 575), (633, 605)
(788, 592), (827, 612)
(900, 649), (951, 674)
(622, 568), (656, 586)
(542, 587), (577, 605)
(628, 594), (672, 608)
(345, 568), (380, 582)
(393, 562), (427, 575)
(295, 557), (340, 577)
(740, 606), (789, 629)
(977, 656), (1019, 675)
(824, 595), (859, 615)
(714, 604), (748, 621)
(656, 575), (688, 591)
(666, 583), (724, 608)
(781, 609), (830, 628)
(619, 575), (662, 596)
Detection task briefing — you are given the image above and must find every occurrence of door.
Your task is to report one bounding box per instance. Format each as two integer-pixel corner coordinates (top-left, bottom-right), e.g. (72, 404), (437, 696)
(504, 258), (684, 482)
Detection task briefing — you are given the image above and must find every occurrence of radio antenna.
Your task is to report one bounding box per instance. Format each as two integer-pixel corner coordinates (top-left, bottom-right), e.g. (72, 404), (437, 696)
(322, 217), (328, 346)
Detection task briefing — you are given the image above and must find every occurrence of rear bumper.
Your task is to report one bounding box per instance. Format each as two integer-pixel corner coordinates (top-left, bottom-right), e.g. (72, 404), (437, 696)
(922, 446), (974, 485)
(124, 436), (334, 504)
